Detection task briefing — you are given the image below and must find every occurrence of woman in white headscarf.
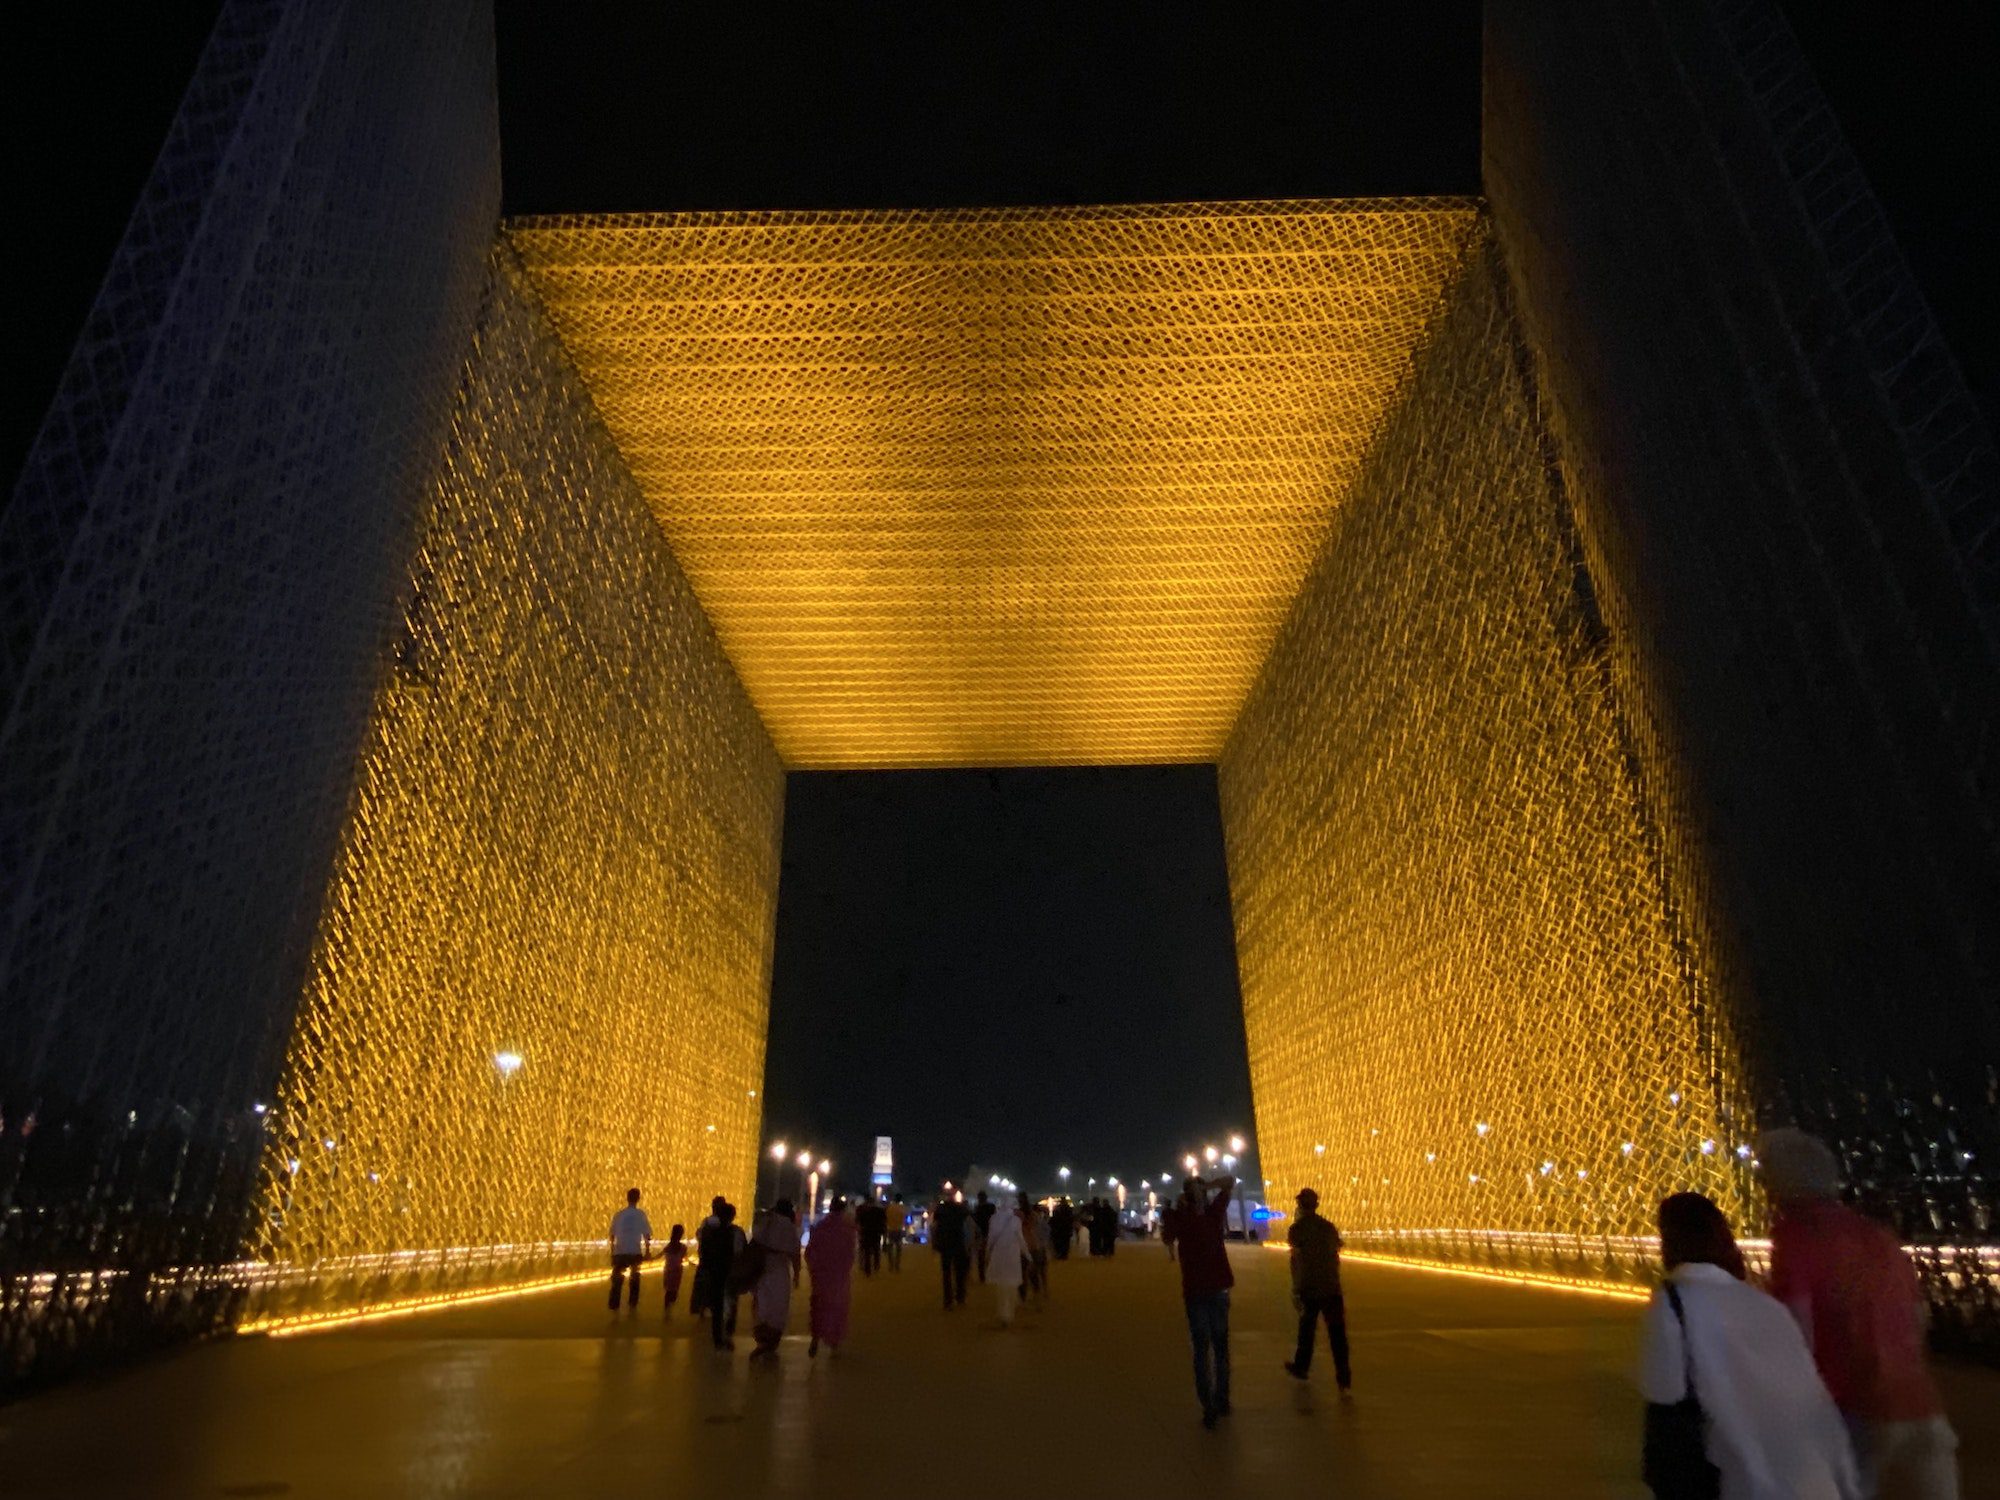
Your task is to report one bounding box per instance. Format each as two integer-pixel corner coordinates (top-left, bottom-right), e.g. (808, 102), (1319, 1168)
(748, 1198), (802, 1356)
(985, 1192), (1030, 1327)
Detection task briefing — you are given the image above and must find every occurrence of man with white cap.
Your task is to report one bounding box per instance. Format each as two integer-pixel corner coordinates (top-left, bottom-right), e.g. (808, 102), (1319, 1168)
(1760, 1127), (1959, 1500)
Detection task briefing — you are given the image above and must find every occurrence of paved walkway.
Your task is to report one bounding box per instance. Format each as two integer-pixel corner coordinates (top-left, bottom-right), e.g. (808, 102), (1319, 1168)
(5, 1246), (1994, 1498)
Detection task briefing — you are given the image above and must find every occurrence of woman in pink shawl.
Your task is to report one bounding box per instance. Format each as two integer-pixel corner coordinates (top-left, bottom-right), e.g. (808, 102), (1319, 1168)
(805, 1196), (859, 1357)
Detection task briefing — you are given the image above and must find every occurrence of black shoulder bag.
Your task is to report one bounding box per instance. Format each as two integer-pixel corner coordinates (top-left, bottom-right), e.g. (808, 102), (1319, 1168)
(1642, 1284), (1722, 1499)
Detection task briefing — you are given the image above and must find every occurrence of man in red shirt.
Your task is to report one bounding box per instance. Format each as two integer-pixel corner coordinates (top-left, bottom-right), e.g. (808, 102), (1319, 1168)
(1761, 1128), (1959, 1499)
(1175, 1174), (1236, 1428)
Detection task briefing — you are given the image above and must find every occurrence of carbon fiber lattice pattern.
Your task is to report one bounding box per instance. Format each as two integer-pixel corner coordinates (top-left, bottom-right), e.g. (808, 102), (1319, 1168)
(1, 0), (500, 1386)
(243, 247), (784, 1326)
(508, 203), (1480, 768)
(1486, 0), (1997, 1344)
(1220, 229), (1759, 1287)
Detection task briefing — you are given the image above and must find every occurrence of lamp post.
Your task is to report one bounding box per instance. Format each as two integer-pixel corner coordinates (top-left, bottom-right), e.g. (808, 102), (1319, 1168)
(762, 1140), (787, 1208)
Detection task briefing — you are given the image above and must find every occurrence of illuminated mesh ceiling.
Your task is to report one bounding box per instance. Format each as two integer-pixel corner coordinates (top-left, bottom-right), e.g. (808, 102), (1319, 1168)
(509, 202), (1480, 768)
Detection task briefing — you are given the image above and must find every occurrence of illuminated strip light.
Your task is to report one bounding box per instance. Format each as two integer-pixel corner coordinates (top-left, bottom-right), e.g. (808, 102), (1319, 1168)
(1267, 1232), (1999, 1304)
(239, 1269), (604, 1337)
(1335, 1248), (1650, 1302)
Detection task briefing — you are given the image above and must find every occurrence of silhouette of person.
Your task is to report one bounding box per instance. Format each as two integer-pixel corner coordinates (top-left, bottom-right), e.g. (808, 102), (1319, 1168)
(856, 1194), (886, 1276)
(661, 1223), (688, 1315)
(1051, 1197), (1075, 1259)
(607, 1187), (652, 1312)
(971, 1190), (997, 1281)
(1281, 1187), (1350, 1390)
(886, 1192), (912, 1272)
(932, 1186), (971, 1309)
(1177, 1175), (1235, 1428)
(693, 1197), (742, 1349)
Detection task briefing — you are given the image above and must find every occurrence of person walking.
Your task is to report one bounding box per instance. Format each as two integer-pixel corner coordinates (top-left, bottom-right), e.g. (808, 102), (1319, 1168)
(607, 1187), (652, 1313)
(693, 1197), (743, 1349)
(1281, 1187), (1350, 1391)
(1026, 1200), (1052, 1305)
(661, 1223), (688, 1316)
(1760, 1128), (1960, 1500)
(971, 1191), (997, 1282)
(857, 1195), (886, 1277)
(1161, 1197), (1182, 1262)
(746, 1198), (802, 1356)
(1176, 1174), (1236, 1428)
(1051, 1198), (1075, 1260)
(1638, 1191), (1858, 1500)
(806, 1196), (858, 1356)
(986, 1192), (1030, 1327)
(933, 1187), (971, 1309)
(886, 1193), (912, 1272)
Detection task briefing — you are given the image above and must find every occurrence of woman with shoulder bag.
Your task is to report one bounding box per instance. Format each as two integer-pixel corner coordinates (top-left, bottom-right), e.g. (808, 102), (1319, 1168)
(1640, 1192), (1858, 1500)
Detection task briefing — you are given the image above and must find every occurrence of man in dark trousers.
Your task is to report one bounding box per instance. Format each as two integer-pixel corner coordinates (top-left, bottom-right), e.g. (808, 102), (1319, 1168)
(607, 1187), (652, 1312)
(932, 1187), (971, 1309)
(971, 1190), (997, 1282)
(1176, 1174), (1236, 1428)
(692, 1197), (741, 1349)
(1282, 1186), (1351, 1391)
(1051, 1198), (1075, 1259)
(856, 1195), (886, 1276)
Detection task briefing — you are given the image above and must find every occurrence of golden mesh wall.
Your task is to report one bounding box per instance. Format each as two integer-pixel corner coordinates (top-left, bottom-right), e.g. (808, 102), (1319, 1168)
(1218, 228), (1758, 1284)
(245, 247), (785, 1325)
(507, 202), (1479, 768)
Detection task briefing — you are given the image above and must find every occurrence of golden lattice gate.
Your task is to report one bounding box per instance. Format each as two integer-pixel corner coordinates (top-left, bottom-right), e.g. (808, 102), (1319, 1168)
(5, 0), (1995, 1388)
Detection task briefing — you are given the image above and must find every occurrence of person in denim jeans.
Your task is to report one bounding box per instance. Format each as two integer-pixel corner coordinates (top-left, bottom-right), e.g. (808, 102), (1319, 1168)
(1175, 1174), (1236, 1427)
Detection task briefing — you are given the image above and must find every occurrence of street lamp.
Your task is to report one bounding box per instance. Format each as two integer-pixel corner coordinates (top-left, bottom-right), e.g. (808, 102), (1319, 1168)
(760, 1140), (787, 1205)
(1229, 1134), (1245, 1154)
(1183, 1154), (1197, 1173)
(1058, 1166), (1071, 1187)
(1204, 1145), (1219, 1164)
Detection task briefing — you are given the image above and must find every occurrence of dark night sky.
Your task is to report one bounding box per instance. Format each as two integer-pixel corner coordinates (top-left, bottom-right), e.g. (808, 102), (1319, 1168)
(763, 768), (1254, 1196)
(5, 4), (1994, 1194)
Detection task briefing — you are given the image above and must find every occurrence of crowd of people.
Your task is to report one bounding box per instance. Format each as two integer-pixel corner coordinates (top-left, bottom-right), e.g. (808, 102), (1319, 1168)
(604, 1124), (1961, 1497)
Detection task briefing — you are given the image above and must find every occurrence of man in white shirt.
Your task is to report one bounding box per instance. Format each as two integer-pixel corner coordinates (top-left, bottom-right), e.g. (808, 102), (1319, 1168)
(608, 1187), (653, 1312)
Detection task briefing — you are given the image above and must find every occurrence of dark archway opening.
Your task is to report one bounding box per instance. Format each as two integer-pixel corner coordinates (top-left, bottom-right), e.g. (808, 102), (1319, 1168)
(764, 766), (1255, 1198)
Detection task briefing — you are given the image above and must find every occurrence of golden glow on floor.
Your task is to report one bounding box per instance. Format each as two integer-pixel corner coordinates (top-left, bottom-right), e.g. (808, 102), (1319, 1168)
(242, 1269), (603, 1337)
(508, 201), (1480, 767)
